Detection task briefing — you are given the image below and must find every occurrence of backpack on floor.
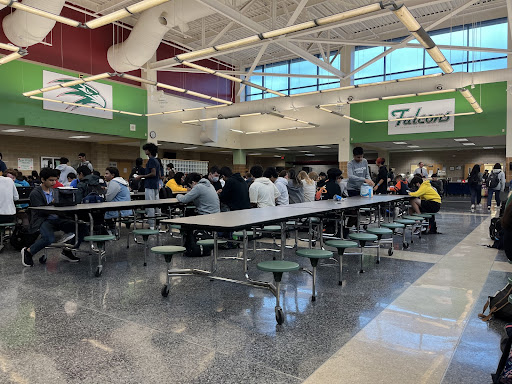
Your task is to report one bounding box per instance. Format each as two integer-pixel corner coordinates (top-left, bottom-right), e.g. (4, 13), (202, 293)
(491, 218), (503, 241)
(9, 210), (39, 251)
(479, 284), (512, 322)
(493, 324), (512, 383)
(183, 230), (212, 257)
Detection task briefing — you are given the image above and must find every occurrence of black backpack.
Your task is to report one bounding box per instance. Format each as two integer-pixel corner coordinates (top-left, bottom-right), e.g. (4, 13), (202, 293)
(82, 184), (105, 204)
(493, 324), (512, 383)
(9, 211), (39, 251)
(491, 217), (503, 241)
(488, 172), (501, 189)
(183, 230), (212, 257)
(468, 172), (479, 186)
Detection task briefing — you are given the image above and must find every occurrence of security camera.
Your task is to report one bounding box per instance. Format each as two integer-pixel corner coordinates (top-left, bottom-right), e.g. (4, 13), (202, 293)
(436, 84), (443, 90)
(347, 96), (354, 102)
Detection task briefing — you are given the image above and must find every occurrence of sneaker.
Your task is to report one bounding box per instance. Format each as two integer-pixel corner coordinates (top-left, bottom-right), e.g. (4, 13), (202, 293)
(60, 249), (80, 263)
(487, 206), (491, 212)
(21, 247), (34, 267)
(471, 204), (475, 213)
(57, 233), (75, 244)
(413, 228), (421, 235)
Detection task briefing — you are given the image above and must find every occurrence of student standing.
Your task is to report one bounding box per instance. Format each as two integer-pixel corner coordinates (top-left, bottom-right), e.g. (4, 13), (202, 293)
(414, 162), (429, 178)
(135, 143), (161, 229)
(0, 172), (18, 224)
(347, 147), (374, 197)
(78, 152), (93, 172)
(0, 152), (6, 175)
(487, 163), (506, 212)
(374, 157), (388, 195)
(467, 164), (483, 212)
(56, 157), (76, 185)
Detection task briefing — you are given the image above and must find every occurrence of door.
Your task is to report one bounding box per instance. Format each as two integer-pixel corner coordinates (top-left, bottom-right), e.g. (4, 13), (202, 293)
(114, 160), (132, 180)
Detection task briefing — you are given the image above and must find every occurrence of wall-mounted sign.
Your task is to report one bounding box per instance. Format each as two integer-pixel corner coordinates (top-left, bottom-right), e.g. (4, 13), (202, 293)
(42, 71), (113, 120)
(388, 99), (455, 135)
(18, 158), (33, 171)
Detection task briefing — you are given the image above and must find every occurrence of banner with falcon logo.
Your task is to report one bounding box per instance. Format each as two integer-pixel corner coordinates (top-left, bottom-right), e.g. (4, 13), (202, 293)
(42, 71), (113, 120)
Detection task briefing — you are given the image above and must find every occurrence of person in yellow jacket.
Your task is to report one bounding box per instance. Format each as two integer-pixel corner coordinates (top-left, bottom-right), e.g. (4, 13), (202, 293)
(408, 176), (441, 214)
(165, 172), (189, 193)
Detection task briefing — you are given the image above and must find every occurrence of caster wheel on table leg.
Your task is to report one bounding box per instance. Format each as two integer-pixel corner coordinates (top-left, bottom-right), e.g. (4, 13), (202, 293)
(363, 225), (368, 230)
(161, 285), (170, 297)
(312, 240), (317, 247)
(143, 262), (147, 266)
(403, 242), (409, 249)
(376, 259), (380, 264)
(39, 255), (47, 264)
(388, 248), (394, 256)
(95, 266), (103, 277)
(338, 281), (343, 286)
(275, 307), (284, 325)
(311, 295), (316, 302)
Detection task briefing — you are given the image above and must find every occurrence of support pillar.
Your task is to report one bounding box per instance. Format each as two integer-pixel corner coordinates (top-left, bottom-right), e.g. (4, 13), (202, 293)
(232, 149), (246, 174)
(338, 138), (351, 176)
(507, 29), (512, 181)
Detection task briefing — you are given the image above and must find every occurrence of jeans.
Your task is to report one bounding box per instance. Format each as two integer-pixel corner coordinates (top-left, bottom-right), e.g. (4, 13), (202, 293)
(29, 218), (87, 256)
(488, 189), (501, 207)
(469, 184), (482, 205)
(145, 188), (159, 228)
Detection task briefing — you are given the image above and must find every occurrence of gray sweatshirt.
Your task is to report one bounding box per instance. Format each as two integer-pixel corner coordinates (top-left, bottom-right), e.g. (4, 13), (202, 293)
(177, 178), (220, 215)
(347, 158), (370, 192)
(490, 169), (507, 191)
(287, 179), (304, 204)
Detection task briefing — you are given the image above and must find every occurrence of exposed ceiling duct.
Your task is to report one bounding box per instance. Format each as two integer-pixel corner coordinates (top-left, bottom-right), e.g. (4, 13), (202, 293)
(107, 0), (243, 73)
(3, 0), (66, 47)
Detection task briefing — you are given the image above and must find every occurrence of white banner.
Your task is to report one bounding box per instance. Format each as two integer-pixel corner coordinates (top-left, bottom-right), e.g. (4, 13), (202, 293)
(388, 98), (455, 135)
(42, 71), (113, 119)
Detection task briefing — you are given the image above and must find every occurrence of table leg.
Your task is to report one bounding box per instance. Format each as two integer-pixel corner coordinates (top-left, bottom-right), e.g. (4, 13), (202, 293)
(280, 221), (285, 260)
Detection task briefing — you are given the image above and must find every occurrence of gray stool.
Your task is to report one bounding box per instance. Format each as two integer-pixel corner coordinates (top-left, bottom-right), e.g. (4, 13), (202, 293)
(366, 227), (393, 262)
(381, 222), (407, 249)
(132, 229), (159, 266)
(325, 239), (358, 285)
(84, 234), (116, 277)
(395, 219), (416, 246)
(296, 248), (333, 301)
(348, 232), (378, 273)
(257, 260), (300, 325)
(151, 245), (187, 297)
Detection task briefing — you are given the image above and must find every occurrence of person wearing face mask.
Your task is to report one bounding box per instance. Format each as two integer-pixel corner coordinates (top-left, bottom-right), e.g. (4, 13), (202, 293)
(204, 166), (222, 192)
(347, 147), (375, 197)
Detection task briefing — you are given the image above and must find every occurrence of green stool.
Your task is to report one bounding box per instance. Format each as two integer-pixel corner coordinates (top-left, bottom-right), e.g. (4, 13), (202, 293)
(151, 245), (187, 297)
(366, 227), (393, 262)
(348, 232), (378, 273)
(381, 222), (407, 249)
(0, 222), (15, 252)
(132, 229), (159, 266)
(296, 248), (333, 301)
(257, 260), (300, 325)
(395, 219), (417, 245)
(325, 240), (358, 285)
(84, 234), (115, 277)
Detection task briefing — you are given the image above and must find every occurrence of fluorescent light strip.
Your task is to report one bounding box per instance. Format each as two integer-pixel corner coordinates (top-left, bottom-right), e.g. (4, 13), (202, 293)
(146, 104), (229, 117)
(240, 112), (262, 117)
(23, 73), (111, 97)
(0, 0), (81, 27)
(348, 98), (380, 104)
(0, 43), (20, 53)
(381, 93), (416, 100)
(460, 88), (483, 114)
(0, 52), (22, 65)
(85, 0), (170, 29)
(181, 117), (219, 124)
(230, 129), (244, 133)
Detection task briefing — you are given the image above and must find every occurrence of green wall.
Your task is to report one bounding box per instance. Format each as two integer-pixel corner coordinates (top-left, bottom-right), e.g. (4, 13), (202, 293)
(350, 82), (506, 143)
(0, 60), (147, 139)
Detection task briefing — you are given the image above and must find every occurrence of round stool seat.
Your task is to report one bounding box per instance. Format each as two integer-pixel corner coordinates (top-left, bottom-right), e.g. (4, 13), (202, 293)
(151, 245), (186, 255)
(366, 227), (393, 236)
(395, 219), (416, 225)
(233, 231), (255, 238)
(0, 222), (15, 227)
(196, 239), (228, 246)
(349, 233), (378, 242)
(133, 229), (160, 236)
(309, 217), (321, 224)
(325, 240), (358, 249)
(262, 225), (281, 232)
(412, 213), (433, 219)
(296, 248), (333, 259)
(286, 221), (296, 225)
(402, 215), (422, 221)
(360, 207), (371, 212)
(84, 235), (115, 242)
(257, 260), (300, 273)
(381, 222), (405, 229)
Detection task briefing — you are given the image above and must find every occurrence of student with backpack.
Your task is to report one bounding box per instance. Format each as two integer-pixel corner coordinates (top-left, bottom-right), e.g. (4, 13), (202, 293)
(468, 164), (483, 212)
(76, 165), (105, 203)
(487, 163), (506, 212)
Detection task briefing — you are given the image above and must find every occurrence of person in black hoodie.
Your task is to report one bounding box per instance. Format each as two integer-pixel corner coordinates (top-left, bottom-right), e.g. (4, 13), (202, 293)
(219, 166), (250, 211)
(21, 168), (86, 267)
(76, 165), (104, 202)
(322, 168), (342, 200)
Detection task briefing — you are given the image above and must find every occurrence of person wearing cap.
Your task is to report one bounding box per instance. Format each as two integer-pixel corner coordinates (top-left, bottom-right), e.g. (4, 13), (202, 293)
(374, 157), (388, 195)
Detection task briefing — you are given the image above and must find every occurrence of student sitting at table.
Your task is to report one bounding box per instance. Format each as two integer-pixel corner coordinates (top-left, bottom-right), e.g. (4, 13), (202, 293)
(219, 166), (250, 211)
(389, 175), (409, 195)
(66, 173), (77, 187)
(0, 170), (18, 224)
(104, 167), (132, 233)
(408, 176), (441, 215)
(321, 168), (342, 200)
(21, 168), (86, 267)
(248, 165), (280, 208)
(176, 173), (220, 215)
(166, 172), (189, 193)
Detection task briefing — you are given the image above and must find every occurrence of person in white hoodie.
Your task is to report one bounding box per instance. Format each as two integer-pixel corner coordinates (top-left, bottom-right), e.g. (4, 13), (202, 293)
(0, 173), (18, 224)
(274, 169), (289, 206)
(56, 157), (76, 185)
(487, 163), (507, 211)
(249, 165), (280, 208)
(104, 167), (132, 229)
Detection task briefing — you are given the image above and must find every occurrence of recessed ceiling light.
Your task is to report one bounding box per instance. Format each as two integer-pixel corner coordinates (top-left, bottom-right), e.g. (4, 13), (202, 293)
(454, 138), (468, 142)
(275, 147), (289, 151)
(248, 153), (262, 156)
(462, 143), (475, 146)
(69, 135), (91, 139)
(299, 150), (310, 153)
(407, 145), (420, 148)
(413, 149), (423, 152)
(182, 146), (198, 150)
(393, 142), (407, 144)
(305, 153), (316, 156)
(483, 147), (494, 149)
(273, 155), (282, 157)
(1, 129), (25, 133)
(219, 150), (232, 153)
(317, 146), (331, 149)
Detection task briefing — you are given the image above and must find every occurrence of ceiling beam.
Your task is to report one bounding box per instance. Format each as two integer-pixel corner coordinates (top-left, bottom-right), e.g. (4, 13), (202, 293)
(344, 0), (483, 80)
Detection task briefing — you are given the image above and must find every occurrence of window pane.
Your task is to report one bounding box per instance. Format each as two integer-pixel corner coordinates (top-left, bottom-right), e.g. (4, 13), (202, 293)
(290, 59), (318, 89)
(264, 63), (289, 91)
(290, 86), (318, 95)
(386, 48), (424, 74)
(248, 74), (263, 86)
(319, 52), (341, 85)
(319, 82), (340, 91)
(263, 92), (279, 99)
(354, 76), (384, 85)
(469, 22), (508, 60)
(471, 58), (507, 72)
(432, 28), (467, 64)
(354, 46), (385, 80)
(387, 69), (424, 80)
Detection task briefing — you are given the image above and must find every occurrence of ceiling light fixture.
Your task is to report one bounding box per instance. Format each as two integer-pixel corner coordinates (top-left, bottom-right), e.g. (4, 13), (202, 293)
(483, 147), (494, 149)
(305, 153), (316, 156)
(0, 0), (81, 27)
(393, 142), (407, 144)
(315, 106), (363, 123)
(317, 146), (331, 149)
(146, 104), (229, 117)
(0, 42), (27, 65)
(230, 129), (244, 133)
(69, 135), (91, 139)
(182, 146), (198, 150)
(462, 143), (475, 146)
(407, 145), (420, 148)
(1, 128), (25, 133)
(453, 138), (468, 142)
(459, 88), (483, 114)
(23, 73), (111, 97)
(275, 147), (289, 150)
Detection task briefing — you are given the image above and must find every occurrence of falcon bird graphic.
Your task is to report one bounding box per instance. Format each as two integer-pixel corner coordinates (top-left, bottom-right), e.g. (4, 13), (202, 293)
(50, 78), (107, 111)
